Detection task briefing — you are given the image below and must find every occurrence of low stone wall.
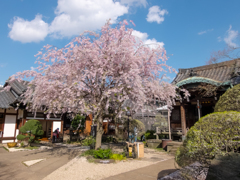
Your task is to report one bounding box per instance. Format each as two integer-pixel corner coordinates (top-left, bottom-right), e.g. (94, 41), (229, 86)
(146, 139), (162, 148)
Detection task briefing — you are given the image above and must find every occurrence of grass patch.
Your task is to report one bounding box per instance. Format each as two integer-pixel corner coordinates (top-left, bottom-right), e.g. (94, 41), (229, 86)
(80, 149), (95, 157)
(16, 146), (39, 150)
(2, 146), (9, 152)
(21, 161), (28, 167)
(80, 149), (126, 161)
(110, 153), (126, 161)
(87, 157), (96, 163)
(66, 140), (82, 145)
(154, 148), (165, 152)
(24, 146), (39, 150)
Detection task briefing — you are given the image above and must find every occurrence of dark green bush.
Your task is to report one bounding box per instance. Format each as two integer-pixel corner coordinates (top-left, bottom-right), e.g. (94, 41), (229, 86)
(17, 119), (44, 146)
(215, 84), (240, 112)
(82, 136), (96, 146)
(145, 130), (156, 140)
(93, 148), (112, 159)
(175, 111), (240, 167)
(71, 114), (86, 131)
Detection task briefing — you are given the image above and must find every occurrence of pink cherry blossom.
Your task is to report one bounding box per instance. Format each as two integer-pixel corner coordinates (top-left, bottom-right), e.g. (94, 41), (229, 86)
(7, 20), (188, 148)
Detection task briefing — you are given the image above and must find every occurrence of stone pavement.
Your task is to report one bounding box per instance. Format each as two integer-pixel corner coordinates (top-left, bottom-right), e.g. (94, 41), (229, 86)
(0, 144), (84, 180)
(104, 158), (178, 180)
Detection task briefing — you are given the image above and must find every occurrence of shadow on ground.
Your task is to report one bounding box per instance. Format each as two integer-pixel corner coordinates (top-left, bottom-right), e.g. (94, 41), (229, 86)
(24, 146), (81, 160)
(0, 161), (19, 179)
(0, 145), (83, 180)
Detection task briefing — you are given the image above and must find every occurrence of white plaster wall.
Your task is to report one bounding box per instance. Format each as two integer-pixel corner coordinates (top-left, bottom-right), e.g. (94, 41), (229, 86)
(15, 129), (19, 141)
(53, 121), (61, 132)
(3, 115), (16, 137)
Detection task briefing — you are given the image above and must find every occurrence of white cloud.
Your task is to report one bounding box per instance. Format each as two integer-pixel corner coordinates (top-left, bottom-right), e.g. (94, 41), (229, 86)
(8, 14), (48, 43)
(224, 25), (238, 47)
(120, 0), (147, 7)
(198, 29), (213, 35)
(8, 0), (128, 42)
(132, 30), (164, 49)
(0, 63), (7, 68)
(49, 0), (128, 38)
(217, 36), (222, 42)
(146, 6), (168, 24)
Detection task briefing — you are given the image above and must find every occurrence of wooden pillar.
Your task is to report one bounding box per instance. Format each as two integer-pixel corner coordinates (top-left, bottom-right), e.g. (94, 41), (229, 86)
(51, 121), (53, 139)
(61, 119), (64, 133)
(168, 109), (171, 140)
(180, 104), (187, 137)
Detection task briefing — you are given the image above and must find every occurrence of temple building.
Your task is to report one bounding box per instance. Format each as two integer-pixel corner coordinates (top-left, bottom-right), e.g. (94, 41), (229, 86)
(169, 59), (240, 140)
(0, 80), (93, 143)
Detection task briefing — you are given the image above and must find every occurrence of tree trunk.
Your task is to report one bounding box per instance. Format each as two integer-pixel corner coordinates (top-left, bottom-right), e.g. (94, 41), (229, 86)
(95, 117), (104, 149)
(115, 124), (119, 137)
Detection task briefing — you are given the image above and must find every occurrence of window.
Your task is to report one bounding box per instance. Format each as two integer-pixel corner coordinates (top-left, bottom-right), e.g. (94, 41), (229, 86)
(163, 111), (168, 116)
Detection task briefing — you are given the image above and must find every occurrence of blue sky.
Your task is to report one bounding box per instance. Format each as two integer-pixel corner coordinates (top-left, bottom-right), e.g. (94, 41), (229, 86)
(1, 0), (240, 86)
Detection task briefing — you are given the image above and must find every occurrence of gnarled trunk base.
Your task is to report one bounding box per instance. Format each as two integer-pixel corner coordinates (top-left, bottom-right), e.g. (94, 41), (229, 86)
(95, 118), (104, 149)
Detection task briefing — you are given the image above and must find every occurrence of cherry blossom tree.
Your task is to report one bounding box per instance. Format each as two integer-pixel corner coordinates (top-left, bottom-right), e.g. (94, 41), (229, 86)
(8, 20), (184, 149)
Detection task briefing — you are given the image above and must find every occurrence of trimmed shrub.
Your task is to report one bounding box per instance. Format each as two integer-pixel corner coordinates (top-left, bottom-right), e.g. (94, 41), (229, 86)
(93, 148), (112, 159)
(175, 111), (240, 167)
(17, 119), (44, 146)
(215, 84), (240, 112)
(145, 130), (156, 140)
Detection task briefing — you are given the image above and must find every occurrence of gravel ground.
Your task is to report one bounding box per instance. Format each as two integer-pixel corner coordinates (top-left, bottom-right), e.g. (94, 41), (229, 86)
(43, 148), (173, 180)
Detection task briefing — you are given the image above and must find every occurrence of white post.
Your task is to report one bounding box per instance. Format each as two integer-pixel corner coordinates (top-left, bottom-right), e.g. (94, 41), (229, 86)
(168, 109), (171, 140)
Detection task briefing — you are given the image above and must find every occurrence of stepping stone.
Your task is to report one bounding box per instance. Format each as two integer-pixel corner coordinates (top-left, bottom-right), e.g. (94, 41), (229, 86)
(23, 159), (46, 167)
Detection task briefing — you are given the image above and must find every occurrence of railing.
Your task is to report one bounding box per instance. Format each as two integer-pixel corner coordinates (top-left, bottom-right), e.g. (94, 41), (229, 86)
(156, 127), (182, 135)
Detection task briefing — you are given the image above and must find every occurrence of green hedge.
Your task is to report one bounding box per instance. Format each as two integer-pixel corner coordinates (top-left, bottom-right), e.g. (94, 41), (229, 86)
(175, 111), (240, 167)
(215, 84), (240, 112)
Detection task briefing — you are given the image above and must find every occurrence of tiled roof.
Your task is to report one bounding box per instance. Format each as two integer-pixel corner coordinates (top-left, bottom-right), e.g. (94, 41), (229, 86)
(0, 80), (27, 108)
(0, 90), (16, 109)
(5, 80), (28, 95)
(172, 59), (240, 86)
